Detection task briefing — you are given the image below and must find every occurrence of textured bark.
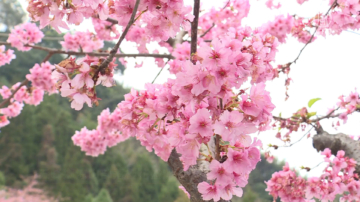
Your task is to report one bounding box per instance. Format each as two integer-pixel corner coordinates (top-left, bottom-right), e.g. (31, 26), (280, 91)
(313, 131), (360, 175)
(167, 149), (207, 202)
(167, 149), (230, 202)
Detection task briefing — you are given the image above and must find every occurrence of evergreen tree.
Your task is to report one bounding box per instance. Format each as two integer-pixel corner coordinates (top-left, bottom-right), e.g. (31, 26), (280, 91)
(83, 194), (94, 202)
(131, 155), (158, 202)
(84, 160), (99, 196)
(94, 188), (113, 202)
(0, 171), (5, 187)
(158, 177), (180, 202)
(103, 164), (123, 202)
(38, 125), (60, 192)
(58, 146), (87, 202)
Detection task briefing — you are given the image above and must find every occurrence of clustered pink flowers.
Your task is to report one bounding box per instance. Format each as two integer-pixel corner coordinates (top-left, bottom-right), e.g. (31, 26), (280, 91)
(60, 31), (104, 52)
(259, 15), (294, 43)
(92, 18), (120, 40)
(0, 82), (45, 128)
(0, 45), (16, 67)
(335, 90), (359, 124)
(7, 22), (44, 51)
(26, 62), (57, 93)
(72, 28), (277, 201)
(198, 0), (250, 41)
(52, 56), (116, 110)
(198, 143), (261, 201)
(266, 149), (360, 202)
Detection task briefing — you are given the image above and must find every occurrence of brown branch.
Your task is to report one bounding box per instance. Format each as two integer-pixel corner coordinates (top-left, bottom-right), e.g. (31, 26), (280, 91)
(272, 106), (348, 125)
(0, 42), (174, 59)
(190, 0), (200, 62)
(105, 17), (119, 25)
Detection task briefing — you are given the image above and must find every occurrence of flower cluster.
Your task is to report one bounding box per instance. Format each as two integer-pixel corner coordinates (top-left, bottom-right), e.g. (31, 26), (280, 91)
(335, 90), (359, 124)
(265, 0), (281, 9)
(92, 18), (120, 41)
(198, 142), (261, 201)
(26, 0), (109, 33)
(259, 15), (294, 43)
(7, 22), (44, 51)
(265, 149), (360, 202)
(72, 29), (278, 201)
(52, 56), (116, 110)
(0, 45), (16, 67)
(26, 62), (57, 93)
(291, 17), (316, 43)
(198, 0), (250, 40)
(0, 83), (45, 128)
(26, 0), (194, 41)
(60, 31), (104, 52)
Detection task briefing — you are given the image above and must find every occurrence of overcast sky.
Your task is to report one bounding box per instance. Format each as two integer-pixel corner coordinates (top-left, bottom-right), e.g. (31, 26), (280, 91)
(18, 0), (360, 177)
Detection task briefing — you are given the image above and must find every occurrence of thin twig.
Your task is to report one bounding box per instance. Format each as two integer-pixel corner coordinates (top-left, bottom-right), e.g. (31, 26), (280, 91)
(279, 126), (314, 148)
(311, 161), (325, 170)
(151, 60), (170, 84)
(200, 23), (215, 38)
(0, 42), (174, 59)
(291, 0), (337, 64)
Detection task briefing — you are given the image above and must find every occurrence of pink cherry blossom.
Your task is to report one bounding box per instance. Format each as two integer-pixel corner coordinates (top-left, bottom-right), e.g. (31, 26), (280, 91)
(0, 45), (16, 66)
(189, 108), (213, 138)
(197, 182), (221, 202)
(7, 22), (44, 51)
(207, 160), (232, 185)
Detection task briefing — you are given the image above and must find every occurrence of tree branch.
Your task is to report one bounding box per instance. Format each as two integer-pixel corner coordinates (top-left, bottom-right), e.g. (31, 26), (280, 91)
(312, 131), (360, 175)
(0, 42), (174, 59)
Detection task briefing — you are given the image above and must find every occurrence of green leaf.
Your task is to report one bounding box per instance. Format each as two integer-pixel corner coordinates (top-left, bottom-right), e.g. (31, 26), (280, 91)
(279, 112), (282, 118)
(307, 112), (317, 118)
(308, 98), (321, 108)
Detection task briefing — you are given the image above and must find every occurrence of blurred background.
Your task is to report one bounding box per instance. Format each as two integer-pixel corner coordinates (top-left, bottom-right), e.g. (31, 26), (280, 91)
(0, 0), (288, 201)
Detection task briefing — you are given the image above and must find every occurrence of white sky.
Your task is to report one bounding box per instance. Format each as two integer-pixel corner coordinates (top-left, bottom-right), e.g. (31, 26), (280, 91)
(18, 0), (360, 177)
